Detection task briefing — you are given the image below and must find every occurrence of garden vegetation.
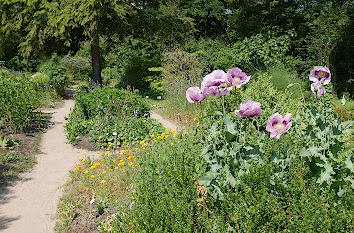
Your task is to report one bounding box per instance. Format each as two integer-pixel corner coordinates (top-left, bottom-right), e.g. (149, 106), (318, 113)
(0, 0), (353, 232)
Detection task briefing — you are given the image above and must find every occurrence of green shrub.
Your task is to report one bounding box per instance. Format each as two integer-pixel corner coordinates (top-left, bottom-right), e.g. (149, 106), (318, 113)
(111, 130), (205, 232)
(65, 87), (152, 144)
(88, 115), (164, 148)
(202, 73), (305, 128)
(30, 72), (50, 90)
(0, 71), (38, 131)
(60, 54), (91, 81)
(75, 87), (150, 119)
(38, 54), (68, 96)
(109, 125), (353, 232)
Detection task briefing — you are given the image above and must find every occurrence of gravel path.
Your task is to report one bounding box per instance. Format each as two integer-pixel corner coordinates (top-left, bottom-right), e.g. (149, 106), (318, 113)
(0, 99), (96, 233)
(150, 111), (178, 130)
(0, 98), (178, 233)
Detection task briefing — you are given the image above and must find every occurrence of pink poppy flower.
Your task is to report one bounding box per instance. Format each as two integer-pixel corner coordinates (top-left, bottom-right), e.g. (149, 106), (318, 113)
(309, 66), (331, 85)
(227, 67), (250, 89)
(311, 82), (325, 98)
(266, 113), (292, 139)
(186, 87), (206, 103)
(234, 100), (263, 117)
(201, 70), (230, 96)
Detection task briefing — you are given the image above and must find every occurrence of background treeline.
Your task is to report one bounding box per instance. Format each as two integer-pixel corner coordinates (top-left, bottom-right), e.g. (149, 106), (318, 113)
(0, 0), (353, 97)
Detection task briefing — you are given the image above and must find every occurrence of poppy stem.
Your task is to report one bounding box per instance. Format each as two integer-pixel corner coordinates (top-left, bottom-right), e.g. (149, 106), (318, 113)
(222, 94), (226, 116)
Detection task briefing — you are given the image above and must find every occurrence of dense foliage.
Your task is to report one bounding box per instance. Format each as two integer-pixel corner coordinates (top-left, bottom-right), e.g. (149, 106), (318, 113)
(65, 86), (162, 148)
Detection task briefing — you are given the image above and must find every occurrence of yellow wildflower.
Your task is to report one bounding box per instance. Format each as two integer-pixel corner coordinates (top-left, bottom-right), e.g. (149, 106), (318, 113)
(96, 151), (100, 154)
(83, 170), (89, 175)
(193, 117), (197, 121)
(82, 159), (85, 162)
(105, 151), (109, 156)
(69, 178), (72, 182)
(101, 180), (106, 184)
(84, 152), (87, 154)
(123, 142), (126, 145)
(90, 175), (95, 178)
(113, 159), (116, 163)
(102, 171), (106, 174)
(121, 136), (125, 140)
(77, 157), (81, 161)
(114, 167), (118, 170)
(151, 134), (155, 138)
(76, 166), (83, 170)
(126, 149), (130, 153)
(172, 129), (176, 133)
(118, 162), (124, 166)
(128, 162), (133, 166)
(99, 136), (102, 140)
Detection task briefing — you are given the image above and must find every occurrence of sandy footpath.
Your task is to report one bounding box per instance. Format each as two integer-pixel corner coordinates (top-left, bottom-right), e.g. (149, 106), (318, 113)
(0, 99), (96, 233)
(150, 111), (178, 131)
(0, 99), (177, 233)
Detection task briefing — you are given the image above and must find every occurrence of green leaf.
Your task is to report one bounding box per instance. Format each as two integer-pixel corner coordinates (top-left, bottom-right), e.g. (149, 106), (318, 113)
(225, 166), (236, 187)
(345, 156), (353, 173)
(223, 115), (237, 135)
(199, 171), (218, 186)
(215, 111), (223, 116)
(317, 163), (334, 185)
(225, 131), (236, 142)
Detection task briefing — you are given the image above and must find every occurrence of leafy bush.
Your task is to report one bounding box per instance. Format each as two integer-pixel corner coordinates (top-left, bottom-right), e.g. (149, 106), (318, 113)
(202, 73), (305, 127)
(75, 86), (150, 119)
(108, 124), (353, 232)
(0, 71), (38, 131)
(184, 33), (303, 74)
(65, 86), (152, 144)
(30, 72), (50, 90)
(60, 54), (91, 81)
(88, 115), (164, 148)
(38, 54), (68, 96)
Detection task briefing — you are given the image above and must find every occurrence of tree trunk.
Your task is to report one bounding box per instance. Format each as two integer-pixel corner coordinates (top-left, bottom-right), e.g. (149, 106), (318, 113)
(90, 23), (102, 85)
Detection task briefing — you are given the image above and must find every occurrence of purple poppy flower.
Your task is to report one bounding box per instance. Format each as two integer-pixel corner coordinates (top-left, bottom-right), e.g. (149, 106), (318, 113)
(309, 66), (331, 85)
(234, 100), (263, 117)
(311, 82), (325, 98)
(201, 70), (230, 96)
(266, 113), (292, 139)
(186, 87), (205, 103)
(227, 68), (250, 89)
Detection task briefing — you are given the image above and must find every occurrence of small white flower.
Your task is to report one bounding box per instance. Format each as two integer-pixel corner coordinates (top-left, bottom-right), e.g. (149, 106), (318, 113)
(157, 96), (162, 100)
(90, 197), (95, 205)
(113, 132), (117, 136)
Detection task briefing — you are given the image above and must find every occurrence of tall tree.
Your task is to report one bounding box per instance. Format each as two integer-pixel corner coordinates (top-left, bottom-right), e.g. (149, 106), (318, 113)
(46, 0), (133, 85)
(0, 0), (132, 84)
